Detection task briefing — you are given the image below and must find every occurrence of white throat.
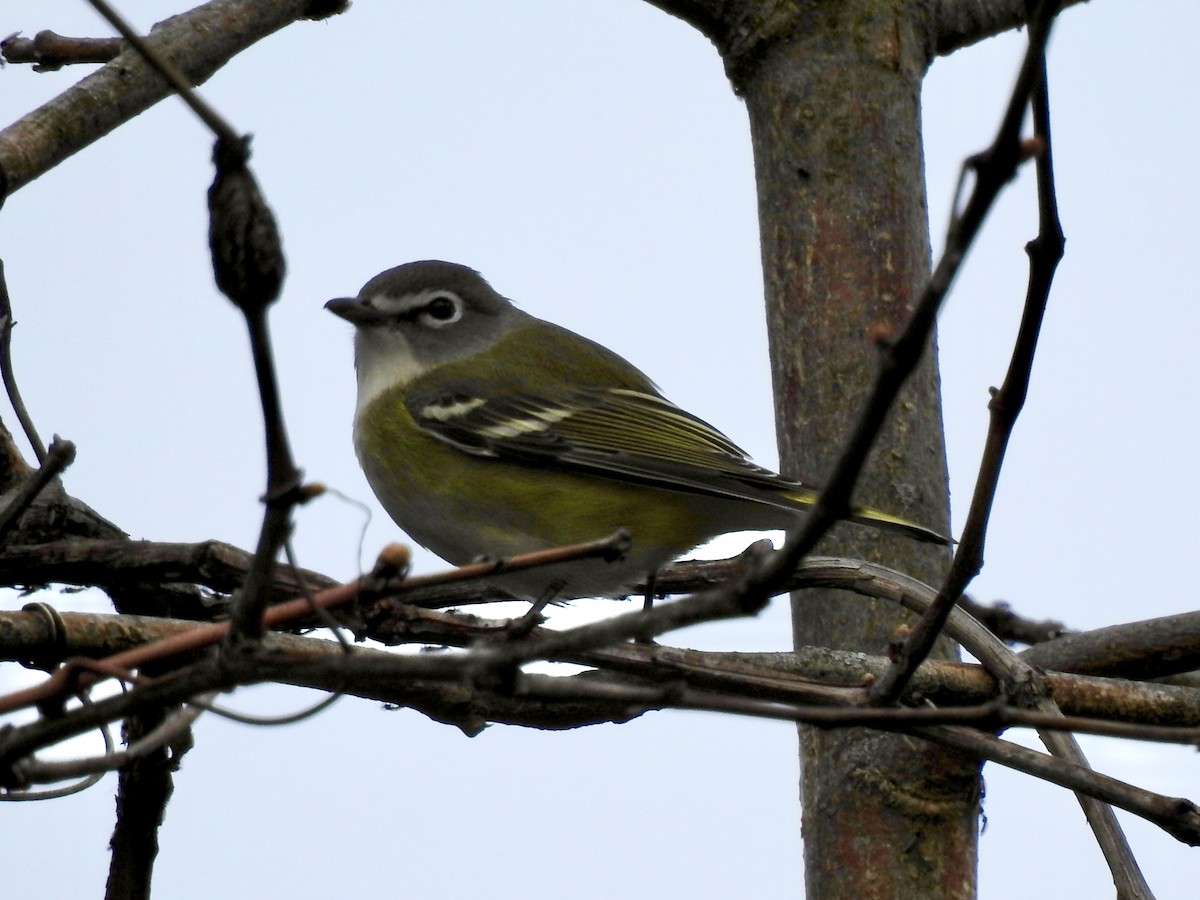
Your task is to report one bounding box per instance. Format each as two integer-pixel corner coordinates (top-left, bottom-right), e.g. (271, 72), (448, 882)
(353, 330), (425, 419)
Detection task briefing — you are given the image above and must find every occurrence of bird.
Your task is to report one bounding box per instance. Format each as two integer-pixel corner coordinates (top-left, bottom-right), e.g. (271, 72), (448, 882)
(326, 260), (945, 607)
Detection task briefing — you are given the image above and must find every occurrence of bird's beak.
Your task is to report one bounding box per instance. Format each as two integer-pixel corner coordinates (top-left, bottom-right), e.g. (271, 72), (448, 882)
(325, 297), (387, 326)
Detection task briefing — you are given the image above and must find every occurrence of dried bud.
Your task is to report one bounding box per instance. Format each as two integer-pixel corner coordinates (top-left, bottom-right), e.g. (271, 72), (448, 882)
(208, 137), (285, 312)
(372, 543), (413, 580)
(297, 482), (327, 503)
(885, 623), (912, 661)
(1018, 136), (1046, 164)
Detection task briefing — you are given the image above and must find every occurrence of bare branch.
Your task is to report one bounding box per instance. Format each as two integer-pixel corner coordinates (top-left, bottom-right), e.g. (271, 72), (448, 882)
(0, 537), (332, 607)
(640, 0), (1093, 63)
(0, 0), (348, 195)
(13, 702), (203, 786)
(2, 591), (1199, 738)
(932, 0), (1088, 56)
(870, 0), (1063, 706)
(0, 437), (75, 545)
(639, 1), (727, 42)
(105, 706), (191, 900)
(958, 595), (1067, 645)
(0, 260), (47, 463)
(87, 0), (242, 147)
(1022, 611), (1200, 681)
(914, 723), (1200, 846)
(1, 31), (124, 70)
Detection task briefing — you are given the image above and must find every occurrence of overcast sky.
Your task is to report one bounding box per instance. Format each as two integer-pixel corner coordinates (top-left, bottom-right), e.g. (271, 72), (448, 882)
(2, 2), (1197, 897)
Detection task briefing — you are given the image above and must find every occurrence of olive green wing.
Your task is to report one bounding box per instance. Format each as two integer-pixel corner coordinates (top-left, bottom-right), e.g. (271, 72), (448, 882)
(409, 385), (810, 504)
(408, 385), (948, 545)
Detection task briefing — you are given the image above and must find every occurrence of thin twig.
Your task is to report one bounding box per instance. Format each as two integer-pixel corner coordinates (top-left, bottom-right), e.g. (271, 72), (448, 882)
(0, 1), (347, 196)
(958, 595), (1067, 645)
(0, 31), (123, 69)
(0, 260), (47, 463)
(11, 699), (205, 785)
(0, 706), (113, 801)
(870, 6), (1067, 711)
(511, 672), (1200, 743)
(0, 537), (337, 606)
(1, 574), (1198, 734)
(188, 691), (339, 727)
(82, 1), (299, 647)
(0, 536), (1072, 646)
(514, 675), (1200, 846)
(871, 0), (1064, 706)
(105, 704), (188, 900)
(0, 580), (1197, 848)
(811, 556), (1169, 886)
(855, 31), (1161, 888)
(1023, 60), (1150, 900)
(225, 308), (301, 642)
(85, 0), (241, 146)
(873, 12), (1151, 885)
(0, 531), (632, 717)
(911, 723), (1200, 847)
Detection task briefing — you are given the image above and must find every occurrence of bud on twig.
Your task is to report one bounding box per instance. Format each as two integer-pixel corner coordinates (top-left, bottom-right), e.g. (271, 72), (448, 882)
(207, 137), (285, 312)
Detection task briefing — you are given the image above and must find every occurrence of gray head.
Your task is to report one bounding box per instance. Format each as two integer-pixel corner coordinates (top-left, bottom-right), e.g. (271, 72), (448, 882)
(326, 261), (526, 406)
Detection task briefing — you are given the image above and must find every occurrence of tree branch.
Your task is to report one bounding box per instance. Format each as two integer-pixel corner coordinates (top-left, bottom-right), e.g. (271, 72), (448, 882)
(0, 260), (47, 464)
(1021, 611), (1200, 681)
(0, 0), (347, 196)
(1, 31), (125, 70)
(932, 0), (1088, 56)
(104, 706), (190, 900)
(2, 595), (1199, 737)
(869, 0), (1063, 706)
(0, 437), (75, 545)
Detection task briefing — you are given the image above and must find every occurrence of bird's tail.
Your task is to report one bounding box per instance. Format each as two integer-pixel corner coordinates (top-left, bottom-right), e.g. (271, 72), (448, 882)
(783, 488), (950, 545)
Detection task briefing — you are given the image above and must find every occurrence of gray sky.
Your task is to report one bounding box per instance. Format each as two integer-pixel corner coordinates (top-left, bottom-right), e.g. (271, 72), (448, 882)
(2, 2), (1197, 897)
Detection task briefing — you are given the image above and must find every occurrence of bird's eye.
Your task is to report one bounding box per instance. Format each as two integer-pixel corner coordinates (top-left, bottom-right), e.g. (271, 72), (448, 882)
(427, 297), (457, 320)
(417, 292), (463, 327)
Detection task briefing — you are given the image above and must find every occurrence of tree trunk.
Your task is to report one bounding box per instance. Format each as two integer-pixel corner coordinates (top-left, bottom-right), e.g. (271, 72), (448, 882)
(732, 2), (981, 895)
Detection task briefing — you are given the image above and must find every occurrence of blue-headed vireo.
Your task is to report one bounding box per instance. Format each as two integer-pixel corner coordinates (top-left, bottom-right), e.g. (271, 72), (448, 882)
(326, 260), (945, 604)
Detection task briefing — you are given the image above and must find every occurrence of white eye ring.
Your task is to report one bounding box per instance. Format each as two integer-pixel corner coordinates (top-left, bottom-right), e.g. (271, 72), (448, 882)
(416, 291), (464, 328)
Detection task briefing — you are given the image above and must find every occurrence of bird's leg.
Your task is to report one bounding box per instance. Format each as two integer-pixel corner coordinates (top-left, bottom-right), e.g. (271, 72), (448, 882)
(505, 580), (566, 638)
(636, 570), (659, 645)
